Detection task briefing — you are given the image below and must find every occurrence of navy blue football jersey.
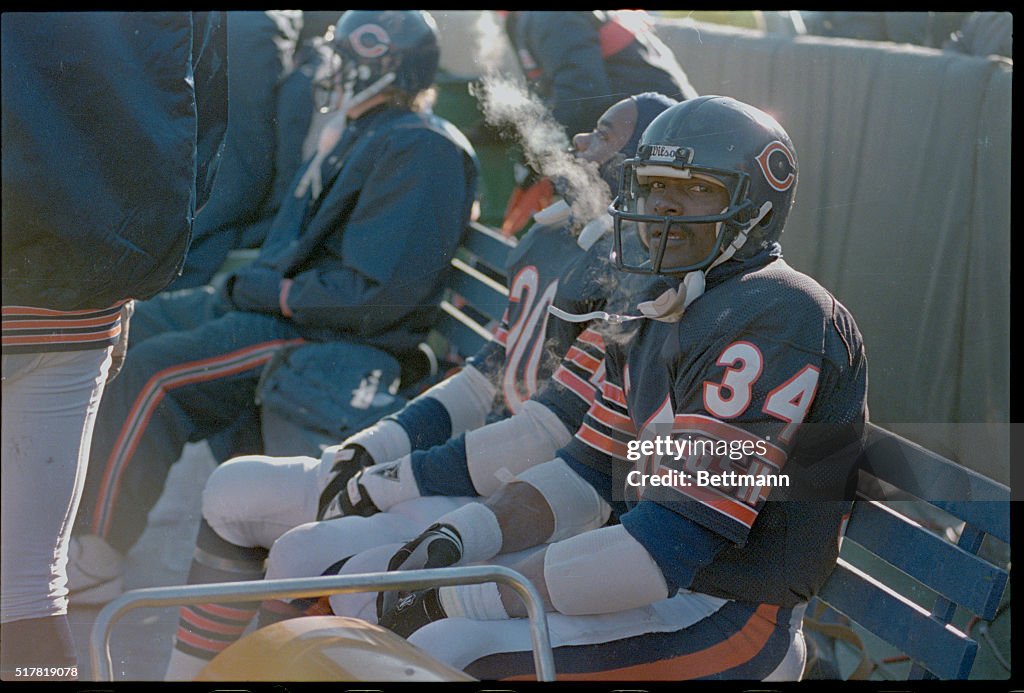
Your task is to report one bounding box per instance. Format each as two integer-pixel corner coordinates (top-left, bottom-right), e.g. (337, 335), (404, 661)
(562, 254), (868, 606)
(467, 218), (583, 418)
(409, 223), (667, 497)
(473, 217), (667, 418)
(529, 229), (670, 436)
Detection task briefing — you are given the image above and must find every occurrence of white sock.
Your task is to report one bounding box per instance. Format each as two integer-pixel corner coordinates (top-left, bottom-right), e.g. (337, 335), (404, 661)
(437, 502), (503, 564)
(164, 647), (213, 682)
(438, 582), (509, 620)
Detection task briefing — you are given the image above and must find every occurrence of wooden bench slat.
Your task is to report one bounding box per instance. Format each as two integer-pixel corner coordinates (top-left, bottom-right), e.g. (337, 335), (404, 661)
(861, 424), (1010, 502)
(817, 559), (977, 680)
(416, 222), (512, 366)
(448, 259), (509, 325)
(462, 220), (516, 273)
(843, 501), (1008, 620)
(927, 501), (1010, 545)
(450, 257), (509, 297)
(859, 424), (1010, 539)
(857, 468), (1010, 545)
(437, 301), (494, 358)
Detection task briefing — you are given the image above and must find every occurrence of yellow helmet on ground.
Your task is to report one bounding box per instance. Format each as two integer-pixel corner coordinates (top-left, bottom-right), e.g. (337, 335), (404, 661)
(196, 615), (475, 682)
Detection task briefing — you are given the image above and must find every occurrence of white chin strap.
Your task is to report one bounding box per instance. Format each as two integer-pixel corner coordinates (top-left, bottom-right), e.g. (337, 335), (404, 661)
(295, 111), (345, 199)
(707, 200), (773, 272)
(636, 200), (773, 322)
(295, 72), (397, 199)
(636, 270), (704, 322)
(577, 213), (613, 251)
(342, 71), (397, 117)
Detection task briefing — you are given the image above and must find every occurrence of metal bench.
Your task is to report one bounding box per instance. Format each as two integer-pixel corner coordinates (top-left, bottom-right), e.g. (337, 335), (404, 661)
(90, 565), (555, 682)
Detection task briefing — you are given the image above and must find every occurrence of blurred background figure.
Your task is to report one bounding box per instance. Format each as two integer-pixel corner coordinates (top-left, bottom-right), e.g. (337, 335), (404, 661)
(798, 11), (970, 49)
(171, 11), (339, 291)
(496, 10), (698, 235)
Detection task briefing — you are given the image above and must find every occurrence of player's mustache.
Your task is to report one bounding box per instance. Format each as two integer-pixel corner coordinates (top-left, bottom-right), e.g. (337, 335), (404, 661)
(644, 221), (697, 241)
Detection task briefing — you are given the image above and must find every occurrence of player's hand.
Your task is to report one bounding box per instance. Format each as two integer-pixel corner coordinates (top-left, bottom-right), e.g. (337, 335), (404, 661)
(326, 455), (388, 520)
(377, 523), (463, 620)
(317, 444), (376, 520)
(378, 587), (447, 639)
(320, 455), (419, 520)
(226, 265), (287, 314)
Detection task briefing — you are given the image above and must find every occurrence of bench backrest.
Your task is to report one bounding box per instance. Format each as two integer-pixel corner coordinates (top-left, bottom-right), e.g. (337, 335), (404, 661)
(431, 221), (515, 363)
(816, 423), (1011, 679)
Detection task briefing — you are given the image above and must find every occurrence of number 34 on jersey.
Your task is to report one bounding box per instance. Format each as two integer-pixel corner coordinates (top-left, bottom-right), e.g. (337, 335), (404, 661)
(632, 339), (820, 522)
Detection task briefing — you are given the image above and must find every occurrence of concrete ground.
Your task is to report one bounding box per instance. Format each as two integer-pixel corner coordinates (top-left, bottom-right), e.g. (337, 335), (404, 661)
(69, 442), (216, 682)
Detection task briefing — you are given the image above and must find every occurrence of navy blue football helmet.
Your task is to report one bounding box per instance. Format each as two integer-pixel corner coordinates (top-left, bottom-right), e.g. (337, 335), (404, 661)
(610, 95), (799, 275)
(319, 10), (439, 112)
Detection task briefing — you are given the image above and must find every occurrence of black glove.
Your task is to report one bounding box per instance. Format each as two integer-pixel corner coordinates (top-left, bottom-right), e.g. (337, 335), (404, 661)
(378, 587), (447, 639)
(388, 523), (463, 572)
(377, 523), (464, 620)
(316, 444), (378, 520)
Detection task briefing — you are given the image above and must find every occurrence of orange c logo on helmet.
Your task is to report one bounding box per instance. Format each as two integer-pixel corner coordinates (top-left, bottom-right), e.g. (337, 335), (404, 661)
(755, 141), (796, 192)
(349, 24), (390, 58)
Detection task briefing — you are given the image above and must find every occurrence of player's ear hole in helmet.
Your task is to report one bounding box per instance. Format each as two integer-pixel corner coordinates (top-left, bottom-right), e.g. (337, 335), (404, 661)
(610, 95), (798, 276)
(315, 10), (440, 115)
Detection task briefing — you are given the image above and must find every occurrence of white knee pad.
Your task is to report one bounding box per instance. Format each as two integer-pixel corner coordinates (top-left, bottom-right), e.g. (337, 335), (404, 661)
(544, 524), (670, 616)
(263, 521), (341, 581)
(515, 458), (611, 543)
(264, 512), (420, 580)
(465, 399), (572, 496)
(434, 501), (504, 565)
(419, 364), (497, 436)
(202, 454), (320, 549)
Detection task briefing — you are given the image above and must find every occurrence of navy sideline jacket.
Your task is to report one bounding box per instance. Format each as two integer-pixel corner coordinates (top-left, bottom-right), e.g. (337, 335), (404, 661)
(2, 12), (229, 311)
(504, 11), (697, 137)
(225, 104), (479, 358)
